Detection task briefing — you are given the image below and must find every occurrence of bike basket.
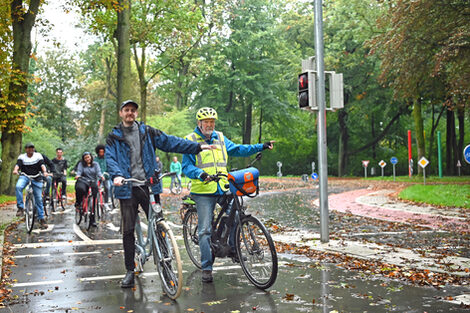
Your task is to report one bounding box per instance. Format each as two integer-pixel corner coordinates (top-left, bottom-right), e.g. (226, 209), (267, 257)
(227, 167), (259, 196)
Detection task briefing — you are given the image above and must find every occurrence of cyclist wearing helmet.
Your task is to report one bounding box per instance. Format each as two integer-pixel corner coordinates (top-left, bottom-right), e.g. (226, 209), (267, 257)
(106, 100), (214, 288)
(182, 107), (274, 283)
(13, 143), (48, 229)
(74, 151), (104, 227)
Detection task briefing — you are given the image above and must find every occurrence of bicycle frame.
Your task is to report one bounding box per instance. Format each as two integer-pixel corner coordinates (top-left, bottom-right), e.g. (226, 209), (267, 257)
(134, 192), (162, 264)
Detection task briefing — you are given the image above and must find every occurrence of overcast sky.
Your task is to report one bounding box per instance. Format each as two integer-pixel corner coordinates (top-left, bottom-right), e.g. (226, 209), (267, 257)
(34, 2), (93, 55)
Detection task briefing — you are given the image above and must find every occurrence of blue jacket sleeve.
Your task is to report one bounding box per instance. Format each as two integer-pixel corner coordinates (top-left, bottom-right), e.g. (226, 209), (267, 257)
(182, 153), (204, 180)
(153, 130), (201, 155)
(224, 136), (264, 157)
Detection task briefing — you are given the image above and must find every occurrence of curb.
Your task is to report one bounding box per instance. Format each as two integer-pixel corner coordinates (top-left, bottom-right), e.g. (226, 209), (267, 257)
(0, 204), (19, 281)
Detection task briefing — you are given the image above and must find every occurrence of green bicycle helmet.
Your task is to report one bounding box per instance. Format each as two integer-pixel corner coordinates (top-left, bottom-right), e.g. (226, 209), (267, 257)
(196, 107), (218, 121)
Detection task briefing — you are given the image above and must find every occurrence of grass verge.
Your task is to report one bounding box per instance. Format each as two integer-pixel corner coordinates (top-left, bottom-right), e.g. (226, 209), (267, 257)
(399, 184), (470, 208)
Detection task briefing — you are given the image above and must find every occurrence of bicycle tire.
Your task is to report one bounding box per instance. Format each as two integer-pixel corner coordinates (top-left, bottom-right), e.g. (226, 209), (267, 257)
(58, 186), (65, 211)
(50, 187), (57, 213)
(111, 188), (119, 209)
(152, 221), (183, 299)
(86, 196), (93, 230)
(25, 193), (35, 234)
(182, 208), (201, 269)
(236, 215), (278, 289)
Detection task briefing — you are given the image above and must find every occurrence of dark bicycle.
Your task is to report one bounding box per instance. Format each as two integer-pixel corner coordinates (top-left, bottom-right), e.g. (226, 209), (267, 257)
(75, 178), (97, 230)
(181, 153), (278, 289)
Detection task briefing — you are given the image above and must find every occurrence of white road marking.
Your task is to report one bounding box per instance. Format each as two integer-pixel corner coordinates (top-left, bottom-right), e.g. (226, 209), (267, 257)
(444, 294), (470, 306)
(13, 254), (51, 259)
(73, 223), (92, 242)
(166, 221), (183, 229)
(13, 280), (64, 287)
(64, 251), (101, 256)
(106, 222), (120, 232)
(52, 208), (72, 215)
(13, 239), (122, 249)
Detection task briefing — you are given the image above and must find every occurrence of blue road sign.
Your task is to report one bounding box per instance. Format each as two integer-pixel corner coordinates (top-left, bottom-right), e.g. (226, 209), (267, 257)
(312, 173), (318, 180)
(390, 157), (398, 165)
(464, 144), (470, 164)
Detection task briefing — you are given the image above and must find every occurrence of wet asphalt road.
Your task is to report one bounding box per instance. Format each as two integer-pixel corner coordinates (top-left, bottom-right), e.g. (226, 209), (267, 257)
(2, 188), (468, 312)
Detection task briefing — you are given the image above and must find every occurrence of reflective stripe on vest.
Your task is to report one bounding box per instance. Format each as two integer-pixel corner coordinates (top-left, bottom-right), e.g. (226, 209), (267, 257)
(185, 131), (229, 194)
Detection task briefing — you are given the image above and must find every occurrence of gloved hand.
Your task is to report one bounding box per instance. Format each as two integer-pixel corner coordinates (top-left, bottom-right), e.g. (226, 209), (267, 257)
(199, 172), (209, 181)
(263, 141), (274, 150)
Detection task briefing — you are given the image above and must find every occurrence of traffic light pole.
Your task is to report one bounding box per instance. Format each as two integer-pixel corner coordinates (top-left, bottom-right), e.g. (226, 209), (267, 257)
(314, 0), (329, 243)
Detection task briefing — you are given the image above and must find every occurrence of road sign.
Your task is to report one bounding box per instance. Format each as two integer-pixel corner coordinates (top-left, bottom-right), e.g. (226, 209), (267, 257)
(312, 173), (318, 180)
(379, 160), (386, 168)
(464, 144), (470, 164)
(362, 160), (370, 168)
(418, 157), (429, 168)
(390, 157), (398, 164)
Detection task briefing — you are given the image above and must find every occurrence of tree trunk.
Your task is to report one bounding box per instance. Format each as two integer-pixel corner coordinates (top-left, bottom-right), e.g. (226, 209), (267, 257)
(412, 98), (425, 175)
(0, 0), (41, 195)
(258, 108), (263, 144)
(445, 108), (456, 175)
(243, 100), (252, 145)
(457, 104), (465, 163)
(116, 0), (132, 123)
(337, 109), (349, 177)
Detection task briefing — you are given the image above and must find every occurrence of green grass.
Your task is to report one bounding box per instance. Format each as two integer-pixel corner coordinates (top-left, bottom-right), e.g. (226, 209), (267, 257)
(399, 184), (470, 208)
(366, 175), (470, 183)
(0, 194), (15, 205)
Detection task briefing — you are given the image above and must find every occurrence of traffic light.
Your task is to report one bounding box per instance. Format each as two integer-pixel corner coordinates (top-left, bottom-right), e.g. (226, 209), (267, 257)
(298, 71), (315, 109)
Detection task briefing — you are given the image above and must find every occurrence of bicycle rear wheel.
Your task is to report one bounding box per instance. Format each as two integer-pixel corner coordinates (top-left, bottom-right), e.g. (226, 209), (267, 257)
(152, 221), (183, 299)
(25, 194), (35, 234)
(236, 215), (278, 289)
(182, 208), (201, 269)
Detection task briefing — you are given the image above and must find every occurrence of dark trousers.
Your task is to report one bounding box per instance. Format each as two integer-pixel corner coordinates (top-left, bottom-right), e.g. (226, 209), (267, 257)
(120, 187), (160, 271)
(75, 180), (98, 207)
(53, 175), (67, 196)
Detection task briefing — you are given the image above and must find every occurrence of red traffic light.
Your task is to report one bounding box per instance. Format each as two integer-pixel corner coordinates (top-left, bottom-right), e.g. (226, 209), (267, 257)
(299, 73), (308, 90)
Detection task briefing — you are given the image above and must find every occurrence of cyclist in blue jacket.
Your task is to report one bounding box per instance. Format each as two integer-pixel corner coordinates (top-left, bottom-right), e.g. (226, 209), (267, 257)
(106, 100), (213, 288)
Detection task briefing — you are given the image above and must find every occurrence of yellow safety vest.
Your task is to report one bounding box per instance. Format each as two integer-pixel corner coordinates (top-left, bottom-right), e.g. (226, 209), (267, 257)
(185, 131), (229, 194)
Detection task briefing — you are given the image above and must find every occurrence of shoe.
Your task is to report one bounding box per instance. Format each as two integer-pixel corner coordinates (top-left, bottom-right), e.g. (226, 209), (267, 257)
(121, 270), (135, 288)
(62, 195), (67, 200)
(202, 270), (213, 283)
(16, 208), (24, 217)
(39, 219), (48, 229)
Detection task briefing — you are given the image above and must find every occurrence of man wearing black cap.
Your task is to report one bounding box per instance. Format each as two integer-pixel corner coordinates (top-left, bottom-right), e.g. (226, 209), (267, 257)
(12, 143), (48, 229)
(106, 100), (214, 288)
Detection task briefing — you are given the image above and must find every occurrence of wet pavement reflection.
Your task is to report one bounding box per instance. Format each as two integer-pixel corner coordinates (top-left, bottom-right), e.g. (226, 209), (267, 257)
(2, 189), (469, 312)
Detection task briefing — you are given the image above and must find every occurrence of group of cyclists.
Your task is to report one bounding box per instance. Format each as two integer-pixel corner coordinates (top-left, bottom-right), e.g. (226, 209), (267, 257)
(14, 100), (274, 288)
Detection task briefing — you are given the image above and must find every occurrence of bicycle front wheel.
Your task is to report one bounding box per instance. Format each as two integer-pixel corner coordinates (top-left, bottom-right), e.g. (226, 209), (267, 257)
(152, 221), (183, 299)
(25, 194), (35, 234)
(58, 186), (65, 210)
(182, 208), (201, 269)
(236, 215), (278, 289)
(85, 196), (94, 230)
(50, 187), (57, 213)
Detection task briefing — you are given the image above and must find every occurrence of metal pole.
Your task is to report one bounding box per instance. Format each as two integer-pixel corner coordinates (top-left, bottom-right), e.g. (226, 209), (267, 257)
(437, 131), (442, 178)
(393, 164), (396, 181)
(408, 130), (412, 177)
(314, 0), (329, 243)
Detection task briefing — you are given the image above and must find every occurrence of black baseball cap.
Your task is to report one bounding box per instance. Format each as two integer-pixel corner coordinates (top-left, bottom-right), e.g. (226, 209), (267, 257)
(120, 100), (139, 110)
(25, 142), (35, 148)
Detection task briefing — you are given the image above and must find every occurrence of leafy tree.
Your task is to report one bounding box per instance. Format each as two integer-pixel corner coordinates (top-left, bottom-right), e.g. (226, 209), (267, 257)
(29, 49), (78, 142)
(0, 0), (43, 195)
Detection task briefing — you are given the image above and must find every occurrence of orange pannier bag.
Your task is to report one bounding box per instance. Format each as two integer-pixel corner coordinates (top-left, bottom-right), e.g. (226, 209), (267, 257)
(227, 167), (259, 196)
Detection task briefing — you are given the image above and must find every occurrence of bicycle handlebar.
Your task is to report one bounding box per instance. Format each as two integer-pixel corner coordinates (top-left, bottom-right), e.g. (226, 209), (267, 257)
(120, 171), (176, 186)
